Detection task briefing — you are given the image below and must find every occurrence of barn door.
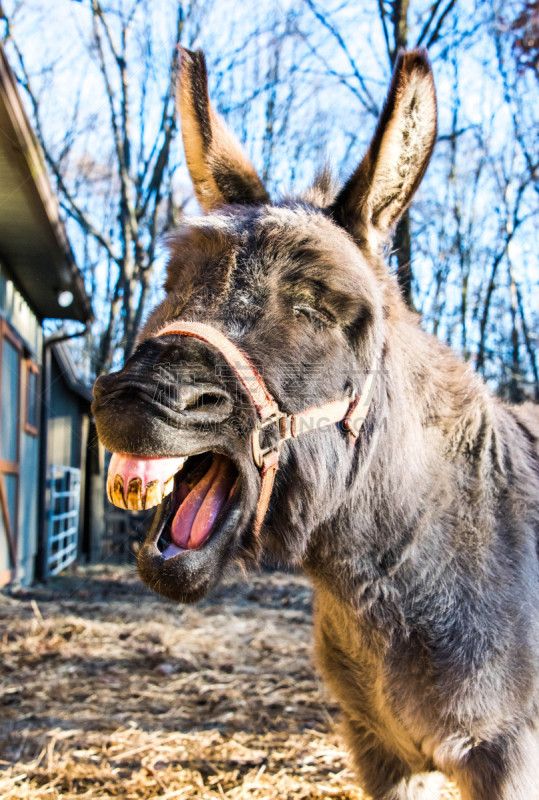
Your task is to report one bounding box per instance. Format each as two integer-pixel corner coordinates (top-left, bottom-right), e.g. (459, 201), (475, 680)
(0, 319), (21, 586)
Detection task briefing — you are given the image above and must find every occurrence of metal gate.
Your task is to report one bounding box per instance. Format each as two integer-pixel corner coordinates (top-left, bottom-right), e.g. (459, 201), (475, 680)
(46, 466), (81, 577)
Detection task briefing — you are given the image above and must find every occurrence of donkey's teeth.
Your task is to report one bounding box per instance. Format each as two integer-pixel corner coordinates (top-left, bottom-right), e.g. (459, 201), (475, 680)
(112, 475), (127, 509)
(144, 480), (162, 509)
(106, 453), (187, 509)
(127, 478), (143, 511)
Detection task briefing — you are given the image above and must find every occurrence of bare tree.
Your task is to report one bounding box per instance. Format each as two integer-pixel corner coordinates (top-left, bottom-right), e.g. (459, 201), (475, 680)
(474, 3), (538, 395)
(300, 0), (463, 307)
(2, 0), (205, 374)
(1, 0), (537, 398)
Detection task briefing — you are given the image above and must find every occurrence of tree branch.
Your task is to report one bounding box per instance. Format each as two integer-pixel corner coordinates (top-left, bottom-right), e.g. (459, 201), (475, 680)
(292, 22), (376, 113)
(4, 21), (119, 263)
(416, 0), (444, 47)
(425, 0), (457, 49)
(301, 0), (379, 115)
(476, 178), (529, 372)
(137, 3), (183, 219)
(377, 0), (392, 62)
(90, 2), (125, 173)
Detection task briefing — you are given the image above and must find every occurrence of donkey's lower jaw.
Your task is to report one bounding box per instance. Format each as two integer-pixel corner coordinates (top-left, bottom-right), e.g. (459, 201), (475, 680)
(110, 450), (237, 552)
(133, 450), (244, 603)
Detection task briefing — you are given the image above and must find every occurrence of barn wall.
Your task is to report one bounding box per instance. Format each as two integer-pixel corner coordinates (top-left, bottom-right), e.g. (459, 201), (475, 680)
(0, 260), (42, 587)
(18, 432), (39, 583)
(47, 356), (84, 469)
(46, 354), (92, 567)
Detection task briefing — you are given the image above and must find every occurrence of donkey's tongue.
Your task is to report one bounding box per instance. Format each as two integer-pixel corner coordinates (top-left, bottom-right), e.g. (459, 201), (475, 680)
(171, 455), (236, 550)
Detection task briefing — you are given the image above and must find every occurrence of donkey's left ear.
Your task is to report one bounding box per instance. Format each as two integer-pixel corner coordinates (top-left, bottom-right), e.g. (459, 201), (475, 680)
(331, 50), (437, 245)
(178, 48), (269, 211)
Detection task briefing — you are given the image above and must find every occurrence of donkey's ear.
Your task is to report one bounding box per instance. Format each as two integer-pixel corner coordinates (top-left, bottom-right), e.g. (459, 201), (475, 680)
(331, 49), (437, 245)
(178, 48), (269, 211)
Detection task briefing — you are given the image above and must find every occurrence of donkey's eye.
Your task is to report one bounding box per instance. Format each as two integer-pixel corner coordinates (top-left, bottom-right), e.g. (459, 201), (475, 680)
(293, 304), (333, 329)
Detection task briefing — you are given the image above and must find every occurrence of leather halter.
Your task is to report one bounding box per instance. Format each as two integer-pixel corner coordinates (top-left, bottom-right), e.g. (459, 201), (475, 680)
(156, 321), (377, 536)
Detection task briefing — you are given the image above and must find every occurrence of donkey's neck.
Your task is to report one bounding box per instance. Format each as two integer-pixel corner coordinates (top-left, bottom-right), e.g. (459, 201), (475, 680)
(307, 307), (498, 623)
(381, 306), (493, 464)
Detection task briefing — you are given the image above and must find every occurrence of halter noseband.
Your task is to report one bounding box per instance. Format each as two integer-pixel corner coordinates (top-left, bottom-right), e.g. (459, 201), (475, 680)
(156, 321), (377, 536)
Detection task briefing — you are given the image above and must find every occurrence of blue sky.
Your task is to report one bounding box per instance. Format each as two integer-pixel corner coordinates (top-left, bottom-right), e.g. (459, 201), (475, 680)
(3, 0), (537, 388)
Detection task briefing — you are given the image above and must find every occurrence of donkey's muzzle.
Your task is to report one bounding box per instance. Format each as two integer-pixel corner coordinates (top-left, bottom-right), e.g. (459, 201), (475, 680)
(91, 336), (243, 459)
(93, 371), (233, 424)
(93, 333), (237, 421)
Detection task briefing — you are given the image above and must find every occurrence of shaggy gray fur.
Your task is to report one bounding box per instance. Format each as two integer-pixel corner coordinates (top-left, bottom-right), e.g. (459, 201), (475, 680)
(93, 48), (539, 799)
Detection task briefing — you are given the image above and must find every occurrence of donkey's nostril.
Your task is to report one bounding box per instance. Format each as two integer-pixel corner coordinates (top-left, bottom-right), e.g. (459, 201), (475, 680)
(177, 383), (233, 420)
(93, 373), (116, 401)
(190, 393), (225, 410)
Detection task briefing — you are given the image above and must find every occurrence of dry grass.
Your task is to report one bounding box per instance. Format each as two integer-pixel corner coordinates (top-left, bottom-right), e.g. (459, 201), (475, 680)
(0, 565), (459, 799)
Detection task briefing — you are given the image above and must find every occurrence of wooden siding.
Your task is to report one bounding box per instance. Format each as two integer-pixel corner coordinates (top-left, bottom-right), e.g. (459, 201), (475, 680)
(0, 311), (41, 587)
(47, 356), (85, 470)
(0, 261), (41, 360)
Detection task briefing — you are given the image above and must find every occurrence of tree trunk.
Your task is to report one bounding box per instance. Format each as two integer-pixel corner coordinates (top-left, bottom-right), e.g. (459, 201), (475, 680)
(389, 0), (415, 310)
(393, 211), (415, 309)
(509, 266), (523, 403)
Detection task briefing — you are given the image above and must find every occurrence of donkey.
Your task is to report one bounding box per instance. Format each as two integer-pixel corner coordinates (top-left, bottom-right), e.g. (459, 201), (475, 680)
(92, 48), (539, 799)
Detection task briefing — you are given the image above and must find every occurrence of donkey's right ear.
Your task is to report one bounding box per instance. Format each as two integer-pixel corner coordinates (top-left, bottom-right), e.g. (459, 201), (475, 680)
(178, 48), (269, 211)
(331, 50), (437, 247)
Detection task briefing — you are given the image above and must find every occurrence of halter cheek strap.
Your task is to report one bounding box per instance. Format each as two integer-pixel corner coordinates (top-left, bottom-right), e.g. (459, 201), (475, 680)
(156, 321), (377, 536)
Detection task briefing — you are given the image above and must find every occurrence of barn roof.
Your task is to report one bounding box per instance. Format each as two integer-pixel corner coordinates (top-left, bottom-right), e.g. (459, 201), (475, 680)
(50, 341), (94, 406)
(0, 42), (92, 323)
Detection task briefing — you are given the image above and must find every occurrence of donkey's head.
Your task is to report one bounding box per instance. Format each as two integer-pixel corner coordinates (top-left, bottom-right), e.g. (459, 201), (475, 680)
(92, 48), (437, 603)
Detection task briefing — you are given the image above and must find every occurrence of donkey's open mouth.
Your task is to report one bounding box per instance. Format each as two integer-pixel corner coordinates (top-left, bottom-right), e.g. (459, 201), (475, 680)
(104, 444), (247, 604)
(107, 450), (239, 556)
(92, 324), (264, 603)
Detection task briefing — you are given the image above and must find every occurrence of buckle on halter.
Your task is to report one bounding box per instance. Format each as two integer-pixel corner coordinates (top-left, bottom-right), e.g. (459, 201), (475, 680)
(252, 412), (292, 468)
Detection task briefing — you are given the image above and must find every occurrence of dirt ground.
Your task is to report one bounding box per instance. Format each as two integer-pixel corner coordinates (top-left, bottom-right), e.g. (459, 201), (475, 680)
(0, 564), (459, 799)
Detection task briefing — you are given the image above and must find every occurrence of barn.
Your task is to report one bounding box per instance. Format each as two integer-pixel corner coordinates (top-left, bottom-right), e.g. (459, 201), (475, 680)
(0, 42), (100, 588)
